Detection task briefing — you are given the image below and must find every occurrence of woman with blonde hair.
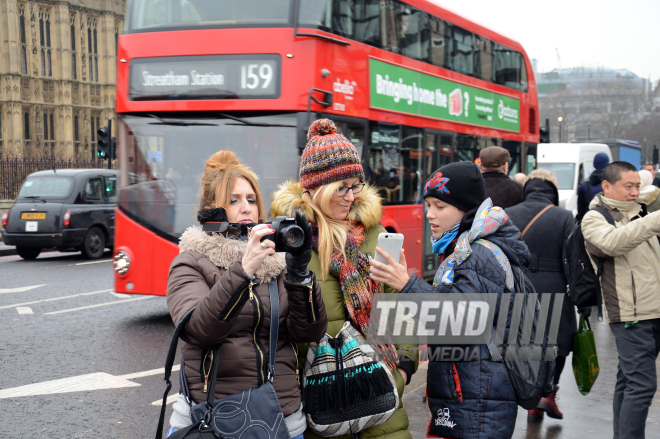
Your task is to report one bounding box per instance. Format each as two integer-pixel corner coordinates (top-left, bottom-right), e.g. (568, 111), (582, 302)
(166, 150), (327, 438)
(270, 119), (417, 439)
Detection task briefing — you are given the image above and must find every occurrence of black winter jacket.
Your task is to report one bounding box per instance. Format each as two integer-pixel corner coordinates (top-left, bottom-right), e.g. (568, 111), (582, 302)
(506, 178), (577, 356)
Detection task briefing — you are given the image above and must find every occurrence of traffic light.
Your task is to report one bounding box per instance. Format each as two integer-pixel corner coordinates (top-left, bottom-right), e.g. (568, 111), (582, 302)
(654, 145), (658, 165)
(97, 126), (110, 159)
(539, 118), (550, 143)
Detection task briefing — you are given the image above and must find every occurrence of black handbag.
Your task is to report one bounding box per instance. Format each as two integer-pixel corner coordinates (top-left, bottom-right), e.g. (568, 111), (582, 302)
(156, 279), (290, 439)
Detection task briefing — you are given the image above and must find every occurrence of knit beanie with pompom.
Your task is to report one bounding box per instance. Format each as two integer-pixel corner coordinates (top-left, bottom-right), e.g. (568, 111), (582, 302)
(299, 119), (364, 189)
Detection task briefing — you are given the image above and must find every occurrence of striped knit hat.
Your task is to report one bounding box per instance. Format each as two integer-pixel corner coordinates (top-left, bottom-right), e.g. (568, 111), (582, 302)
(300, 119), (364, 189)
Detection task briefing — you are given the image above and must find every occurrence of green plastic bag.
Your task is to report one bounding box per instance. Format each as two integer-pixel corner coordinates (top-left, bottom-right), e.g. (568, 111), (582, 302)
(572, 314), (600, 395)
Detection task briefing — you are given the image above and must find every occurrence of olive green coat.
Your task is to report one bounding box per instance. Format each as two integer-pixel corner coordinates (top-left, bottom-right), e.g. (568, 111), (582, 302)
(271, 180), (416, 439)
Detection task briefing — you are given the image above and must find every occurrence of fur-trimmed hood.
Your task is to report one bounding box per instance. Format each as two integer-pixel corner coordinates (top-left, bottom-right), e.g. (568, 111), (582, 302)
(269, 180), (383, 230)
(178, 226), (286, 283)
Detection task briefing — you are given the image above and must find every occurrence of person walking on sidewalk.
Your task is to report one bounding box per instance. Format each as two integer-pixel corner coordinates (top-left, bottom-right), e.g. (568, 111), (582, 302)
(506, 169), (577, 422)
(577, 152), (609, 220)
(581, 161), (660, 439)
(479, 146), (523, 208)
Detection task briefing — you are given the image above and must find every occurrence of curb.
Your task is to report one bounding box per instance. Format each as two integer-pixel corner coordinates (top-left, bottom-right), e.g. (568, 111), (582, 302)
(0, 246), (17, 257)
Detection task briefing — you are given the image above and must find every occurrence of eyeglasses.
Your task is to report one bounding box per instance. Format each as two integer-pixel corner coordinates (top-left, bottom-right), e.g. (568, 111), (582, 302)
(336, 182), (365, 197)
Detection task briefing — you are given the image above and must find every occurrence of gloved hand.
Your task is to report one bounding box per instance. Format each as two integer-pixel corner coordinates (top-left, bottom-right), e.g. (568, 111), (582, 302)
(578, 306), (592, 319)
(285, 210), (313, 285)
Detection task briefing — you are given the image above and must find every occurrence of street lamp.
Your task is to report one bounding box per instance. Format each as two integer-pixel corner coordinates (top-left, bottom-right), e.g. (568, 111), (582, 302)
(588, 121), (591, 141)
(558, 116), (563, 143)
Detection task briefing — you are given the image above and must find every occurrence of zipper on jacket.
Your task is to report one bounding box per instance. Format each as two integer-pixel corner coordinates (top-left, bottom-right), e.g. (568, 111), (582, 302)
(219, 279), (251, 321)
(251, 287), (266, 385)
(631, 273), (638, 318)
(306, 285), (317, 323)
(202, 350), (213, 393)
(290, 341), (300, 385)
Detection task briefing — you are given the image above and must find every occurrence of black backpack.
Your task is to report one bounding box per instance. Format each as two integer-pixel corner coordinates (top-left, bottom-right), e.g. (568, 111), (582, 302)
(563, 206), (614, 321)
(503, 264), (557, 410)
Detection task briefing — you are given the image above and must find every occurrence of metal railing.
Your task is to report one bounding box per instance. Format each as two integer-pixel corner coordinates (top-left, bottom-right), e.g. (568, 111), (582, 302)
(0, 156), (114, 200)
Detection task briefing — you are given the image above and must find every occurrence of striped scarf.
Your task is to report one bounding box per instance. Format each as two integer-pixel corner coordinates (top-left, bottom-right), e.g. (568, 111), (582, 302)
(312, 221), (398, 369)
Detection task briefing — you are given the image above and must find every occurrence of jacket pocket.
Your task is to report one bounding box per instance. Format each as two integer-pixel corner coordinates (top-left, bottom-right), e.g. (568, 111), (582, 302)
(217, 279), (251, 321)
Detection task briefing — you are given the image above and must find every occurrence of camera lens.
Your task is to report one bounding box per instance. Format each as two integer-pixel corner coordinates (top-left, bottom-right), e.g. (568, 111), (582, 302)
(279, 225), (305, 250)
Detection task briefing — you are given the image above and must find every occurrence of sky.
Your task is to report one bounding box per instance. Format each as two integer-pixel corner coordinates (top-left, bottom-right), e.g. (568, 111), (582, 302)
(432, 0), (660, 85)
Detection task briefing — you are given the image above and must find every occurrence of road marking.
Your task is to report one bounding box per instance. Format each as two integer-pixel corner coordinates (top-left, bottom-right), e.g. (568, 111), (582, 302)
(44, 296), (153, 315)
(0, 365), (180, 399)
(16, 307), (33, 315)
(0, 289), (113, 310)
(0, 284), (46, 294)
(151, 394), (179, 406)
(75, 259), (112, 266)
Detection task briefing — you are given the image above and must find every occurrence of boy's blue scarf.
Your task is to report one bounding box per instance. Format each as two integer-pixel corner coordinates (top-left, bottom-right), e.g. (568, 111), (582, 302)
(431, 221), (461, 255)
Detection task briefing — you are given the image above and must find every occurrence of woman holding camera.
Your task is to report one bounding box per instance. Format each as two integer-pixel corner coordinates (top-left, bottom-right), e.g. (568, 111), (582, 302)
(166, 151), (327, 438)
(270, 119), (417, 439)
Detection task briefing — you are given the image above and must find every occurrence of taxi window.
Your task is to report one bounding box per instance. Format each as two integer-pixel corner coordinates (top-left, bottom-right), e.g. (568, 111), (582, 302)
(84, 177), (104, 202)
(105, 176), (118, 203)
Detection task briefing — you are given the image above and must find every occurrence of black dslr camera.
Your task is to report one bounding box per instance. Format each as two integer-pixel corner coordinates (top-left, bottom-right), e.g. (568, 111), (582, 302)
(261, 216), (306, 253)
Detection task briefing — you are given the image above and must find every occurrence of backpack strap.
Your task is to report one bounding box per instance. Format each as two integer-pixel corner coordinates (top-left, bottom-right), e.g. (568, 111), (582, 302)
(587, 205), (615, 321)
(521, 205), (553, 237)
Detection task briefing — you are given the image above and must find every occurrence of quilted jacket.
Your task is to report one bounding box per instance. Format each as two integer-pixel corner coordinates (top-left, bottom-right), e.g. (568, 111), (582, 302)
(400, 200), (530, 439)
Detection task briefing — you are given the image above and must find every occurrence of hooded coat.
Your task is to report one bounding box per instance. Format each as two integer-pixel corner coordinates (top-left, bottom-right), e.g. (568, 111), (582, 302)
(166, 211), (328, 418)
(506, 178), (577, 356)
(577, 169), (605, 220)
(270, 181), (417, 439)
(639, 185), (660, 213)
(400, 200), (530, 439)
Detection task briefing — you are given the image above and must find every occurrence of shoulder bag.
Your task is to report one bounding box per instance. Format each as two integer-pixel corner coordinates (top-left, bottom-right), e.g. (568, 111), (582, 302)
(303, 321), (399, 437)
(155, 279), (289, 439)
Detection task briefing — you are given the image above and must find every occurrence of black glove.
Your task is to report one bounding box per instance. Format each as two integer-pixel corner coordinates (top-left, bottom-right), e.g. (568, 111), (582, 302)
(578, 306), (592, 319)
(285, 210), (313, 284)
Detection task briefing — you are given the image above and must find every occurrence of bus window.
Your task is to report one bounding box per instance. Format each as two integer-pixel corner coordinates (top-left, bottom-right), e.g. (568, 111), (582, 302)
(368, 122), (399, 203)
(129, 0), (291, 31)
(392, 1), (427, 61)
(455, 134), (477, 163)
(475, 37), (493, 83)
(446, 24), (474, 76)
(502, 140), (521, 176)
(399, 126), (423, 203)
(493, 43), (526, 91)
(300, 0), (382, 48)
(428, 16), (446, 71)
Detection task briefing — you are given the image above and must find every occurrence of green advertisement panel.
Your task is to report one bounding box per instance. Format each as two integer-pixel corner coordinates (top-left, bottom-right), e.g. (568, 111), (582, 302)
(370, 58), (520, 132)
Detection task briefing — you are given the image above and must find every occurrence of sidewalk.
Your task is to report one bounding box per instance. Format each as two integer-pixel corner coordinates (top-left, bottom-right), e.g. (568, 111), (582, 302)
(402, 317), (660, 438)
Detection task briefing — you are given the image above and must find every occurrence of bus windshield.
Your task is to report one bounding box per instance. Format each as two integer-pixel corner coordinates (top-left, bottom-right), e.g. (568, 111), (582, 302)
(536, 163), (576, 190)
(128, 0), (292, 32)
(117, 113), (299, 241)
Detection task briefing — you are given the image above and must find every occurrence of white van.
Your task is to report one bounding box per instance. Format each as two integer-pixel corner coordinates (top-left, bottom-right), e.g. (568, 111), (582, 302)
(536, 143), (613, 217)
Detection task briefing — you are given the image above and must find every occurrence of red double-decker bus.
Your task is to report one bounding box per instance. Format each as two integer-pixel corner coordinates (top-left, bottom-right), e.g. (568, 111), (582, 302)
(113, 0), (539, 295)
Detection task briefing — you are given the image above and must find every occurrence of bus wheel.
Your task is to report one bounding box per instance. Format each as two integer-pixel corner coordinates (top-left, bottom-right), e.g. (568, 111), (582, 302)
(16, 247), (41, 260)
(82, 227), (106, 259)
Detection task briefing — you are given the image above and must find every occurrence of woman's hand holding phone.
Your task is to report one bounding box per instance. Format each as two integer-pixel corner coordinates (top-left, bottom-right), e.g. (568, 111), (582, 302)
(369, 248), (409, 292)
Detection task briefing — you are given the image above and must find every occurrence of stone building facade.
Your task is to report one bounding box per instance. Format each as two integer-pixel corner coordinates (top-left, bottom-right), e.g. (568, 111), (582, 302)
(0, 0), (124, 159)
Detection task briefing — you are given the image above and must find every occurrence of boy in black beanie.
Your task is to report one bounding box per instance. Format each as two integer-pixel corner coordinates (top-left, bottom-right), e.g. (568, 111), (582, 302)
(370, 161), (530, 439)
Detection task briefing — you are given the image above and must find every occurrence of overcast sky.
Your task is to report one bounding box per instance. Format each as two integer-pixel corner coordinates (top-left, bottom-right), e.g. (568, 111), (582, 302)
(433, 0), (660, 85)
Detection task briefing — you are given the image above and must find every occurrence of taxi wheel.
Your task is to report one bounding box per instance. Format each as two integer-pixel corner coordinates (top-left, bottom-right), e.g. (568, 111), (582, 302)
(82, 227), (106, 259)
(16, 247), (41, 260)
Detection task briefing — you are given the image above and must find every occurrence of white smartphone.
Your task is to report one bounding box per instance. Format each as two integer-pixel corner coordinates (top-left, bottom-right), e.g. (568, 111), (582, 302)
(374, 233), (404, 265)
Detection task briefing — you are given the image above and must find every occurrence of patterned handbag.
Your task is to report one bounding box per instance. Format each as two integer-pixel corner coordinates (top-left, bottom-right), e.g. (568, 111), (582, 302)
(303, 321), (399, 437)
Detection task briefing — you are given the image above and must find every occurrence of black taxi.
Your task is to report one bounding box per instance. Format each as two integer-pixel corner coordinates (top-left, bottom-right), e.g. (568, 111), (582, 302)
(1, 169), (117, 259)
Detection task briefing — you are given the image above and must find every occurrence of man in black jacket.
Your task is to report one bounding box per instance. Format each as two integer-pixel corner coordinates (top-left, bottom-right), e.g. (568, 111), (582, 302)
(577, 152), (609, 220)
(479, 146), (523, 208)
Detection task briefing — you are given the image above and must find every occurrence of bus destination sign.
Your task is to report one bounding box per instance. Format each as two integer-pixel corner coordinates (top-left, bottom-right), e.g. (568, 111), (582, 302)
(130, 55), (280, 101)
(369, 58), (520, 132)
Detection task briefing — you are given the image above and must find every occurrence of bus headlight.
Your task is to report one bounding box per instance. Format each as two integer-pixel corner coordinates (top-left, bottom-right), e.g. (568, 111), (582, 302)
(114, 251), (131, 275)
